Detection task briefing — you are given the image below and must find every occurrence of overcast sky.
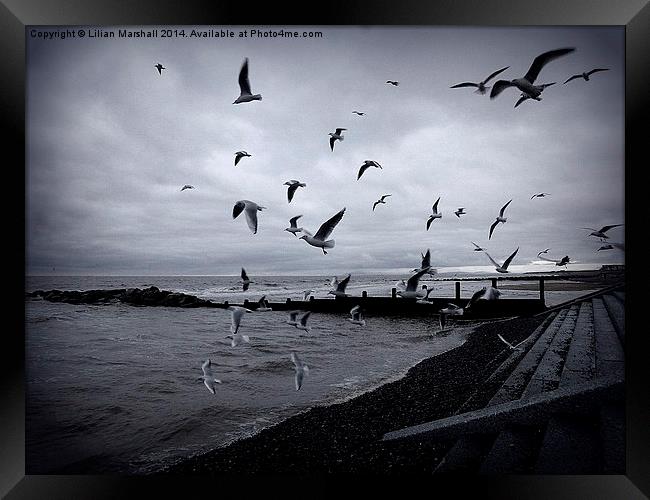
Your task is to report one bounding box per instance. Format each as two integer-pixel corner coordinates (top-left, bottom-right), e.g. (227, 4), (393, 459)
(26, 26), (624, 276)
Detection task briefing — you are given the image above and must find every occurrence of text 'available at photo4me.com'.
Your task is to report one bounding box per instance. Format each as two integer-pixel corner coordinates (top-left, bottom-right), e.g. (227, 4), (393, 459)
(29, 27), (325, 40)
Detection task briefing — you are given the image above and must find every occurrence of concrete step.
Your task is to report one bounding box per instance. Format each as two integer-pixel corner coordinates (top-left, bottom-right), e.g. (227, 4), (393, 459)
(488, 308), (569, 406)
(478, 425), (545, 474)
(534, 414), (601, 473)
(521, 304), (579, 398)
(559, 301), (596, 388)
(592, 297), (625, 380)
(433, 435), (494, 473)
(602, 294), (625, 346)
(599, 402), (625, 473)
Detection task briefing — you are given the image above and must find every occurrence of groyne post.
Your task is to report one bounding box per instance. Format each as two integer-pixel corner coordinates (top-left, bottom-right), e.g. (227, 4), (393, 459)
(391, 288), (397, 299)
(491, 278), (498, 288)
(362, 291), (368, 298)
(455, 282), (461, 301)
(539, 278), (545, 306)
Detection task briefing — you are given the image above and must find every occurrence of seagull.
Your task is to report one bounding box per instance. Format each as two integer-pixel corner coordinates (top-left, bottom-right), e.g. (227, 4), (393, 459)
(497, 334), (525, 351)
(450, 66), (510, 94)
(465, 286), (501, 310)
(226, 332), (250, 347)
(329, 128), (346, 151)
(580, 224), (623, 240)
(358, 160), (382, 180)
(597, 244), (614, 251)
(234, 151), (251, 166)
(291, 352), (309, 391)
(329, 274), (351, 297)
(228, 305), (252, 334)
(397, 268), (431, 299)
(455, 208), (466, 218)
(232, 200), (266, 234)
(285, 215), (304, 237)
(241, 268), (252, 291)
(538, 253), (571, 267)
(154, 63), (165, 75)
(386, 80), (399, 86)
(257, 295), (272, 312)
(348, 305), (366, 326)
(302, 290), (314, 301)
(287, 310), (301, 326)
(489, 199), (513, 240)
(482, 247), (519, 273)
(538, 248), (551, 255)
(284, 180), (307, 203)
(531, 192), (551, 199)
(412, 249), (437, 276)
(300, 207), (346, 255)
(295, 311), (312, 333)
(352, 111), (365, 116)
(426, 197), (442, 230)
(564, 68), (609, 84)
(471, 241), (484, 252)
(199, 359), (222, 394)
(490, 48), (575, 100)
(233, 58), (262, 104)
(373, 194), (392, 211)
(180, 184), (194, 191)
(513, 82), (555, 107)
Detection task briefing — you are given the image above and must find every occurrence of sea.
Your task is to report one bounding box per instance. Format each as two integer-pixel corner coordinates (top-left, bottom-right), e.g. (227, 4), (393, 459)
(24, 273), (598, 474)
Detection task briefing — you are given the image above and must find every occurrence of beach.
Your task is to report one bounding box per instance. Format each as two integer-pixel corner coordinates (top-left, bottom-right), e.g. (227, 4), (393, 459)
(166, 313), (547, 474)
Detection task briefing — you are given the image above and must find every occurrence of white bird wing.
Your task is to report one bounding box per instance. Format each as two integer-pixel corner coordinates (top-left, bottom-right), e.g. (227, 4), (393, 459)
(314, 208), (346, 241)
(421, 249), (431, 268)
(291, 352), (304, 369)
(406, 268), (429, 292)
(231, 307), (246, 333)
(244, 203), (260, 234)
(350, 305), (361, 319)
(238, 58), (252, 95)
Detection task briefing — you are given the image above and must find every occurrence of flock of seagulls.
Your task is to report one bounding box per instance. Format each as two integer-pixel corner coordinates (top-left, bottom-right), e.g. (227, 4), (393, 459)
(152, 48), (620, 394)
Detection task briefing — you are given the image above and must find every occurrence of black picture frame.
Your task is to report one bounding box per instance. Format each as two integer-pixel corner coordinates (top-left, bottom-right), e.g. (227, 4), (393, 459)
(3, 1), (645, 497)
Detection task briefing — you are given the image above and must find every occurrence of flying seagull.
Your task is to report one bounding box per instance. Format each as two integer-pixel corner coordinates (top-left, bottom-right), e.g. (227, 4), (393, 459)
(295, 311), (312, 333)
(228, 306), (252, 334)
(284, 180), (307, 203)
(531, 192), (551, 199)
(285, 215), (304, 237)
(257, 295), (272, 312)
(490, 48), (575, 100)
(455, 208), (466, 218)
(358, 160), (382, 180)
(440, 303), (464, 316)
(352, 111), (365, 116)
(450, 65), (510, 94)
(329, 128), (346, 151)
(241, 268), (252, 291)
(348, 305), (366, 326)
(426, 197), (442, 230)
(397, 268), (431, 299)
(564, 68), (609, 84)
(373, 194), (392, 211)
(538, 248), (551, 255)
(291, 352), (309, 391)
(199, 359), (222, 394)
(154, 63), (165, 75)
(580, 224), (623, 240)
(234, 151), (251, 166)
(482, 247), (519, 273)
(412, 249), (437, 276)
(180, 185), (194, 191)
(287, 310), (301, 326)
(232, 200), (266, 234)
(489, 199), (513, 240)
(386, 80), (399, 86)
(300, 207), (346, 255)
(471, 241), (484, 252)
(329, 274), (351, 298)
(537, 253), (570, 267)
(465, 286), (501, 311)
(597, 244), (613, 251)
(226, 331), (250, 347)
(233, 58), (262, 104)
(513, 82), (555, 107)
(497, 334), (525, 351)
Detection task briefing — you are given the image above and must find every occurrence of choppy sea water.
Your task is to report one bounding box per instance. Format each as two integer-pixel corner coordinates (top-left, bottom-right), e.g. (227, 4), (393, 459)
(25, 274), (596, 474)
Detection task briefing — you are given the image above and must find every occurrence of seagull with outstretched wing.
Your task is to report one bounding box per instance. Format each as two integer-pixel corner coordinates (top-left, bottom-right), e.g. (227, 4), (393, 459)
(232, 200), (266, 234)
(233, 58), (262, 104)
(450, 65), (510, 94)
(564, 68), (609, 84)
(300, 208), (346, 254)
